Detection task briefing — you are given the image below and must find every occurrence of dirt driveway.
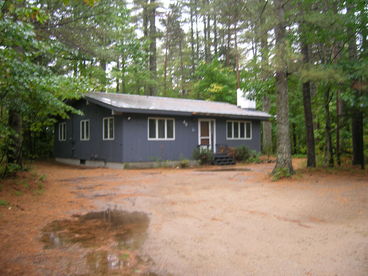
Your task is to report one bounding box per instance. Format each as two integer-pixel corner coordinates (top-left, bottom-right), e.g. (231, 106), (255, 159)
(0, 160), (368, 276)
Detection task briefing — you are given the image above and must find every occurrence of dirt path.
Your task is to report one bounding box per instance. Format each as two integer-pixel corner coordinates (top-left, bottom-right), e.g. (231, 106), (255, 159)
(0, 160), (367, 275)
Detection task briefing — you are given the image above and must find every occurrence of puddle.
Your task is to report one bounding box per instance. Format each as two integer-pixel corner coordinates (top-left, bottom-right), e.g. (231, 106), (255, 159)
(40, 209), (158, 275)
(41, 209), (149, 249)
(198, 168), (251, 172)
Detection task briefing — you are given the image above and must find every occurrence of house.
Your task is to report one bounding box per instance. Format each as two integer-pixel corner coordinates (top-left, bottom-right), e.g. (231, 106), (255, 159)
(54, 91), (271, 168)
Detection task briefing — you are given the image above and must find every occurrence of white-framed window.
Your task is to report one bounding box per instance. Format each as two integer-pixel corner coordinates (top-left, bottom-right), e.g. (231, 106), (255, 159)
(226, 120), (252, 140)
(58, 122), (67, 141)
(80, 120), (90, 141)
(103, 117), (114, 140)
(148, 117), (175, 140)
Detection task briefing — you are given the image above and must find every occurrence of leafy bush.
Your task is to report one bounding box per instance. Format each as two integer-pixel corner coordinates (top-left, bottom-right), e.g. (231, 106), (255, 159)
(234, 146), (251, 161)
(179, 159), (190, 168)
(272, 167), (292, 181)
(192, 148), (214, 165)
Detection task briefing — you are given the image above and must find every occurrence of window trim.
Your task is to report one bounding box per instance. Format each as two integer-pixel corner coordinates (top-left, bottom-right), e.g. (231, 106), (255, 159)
(102, 117), (114, 141)
(226, 120), (252, 140)
(80, 119), (90, 141)
(58, 122), (67, 141)
(147, 117), (175, 141)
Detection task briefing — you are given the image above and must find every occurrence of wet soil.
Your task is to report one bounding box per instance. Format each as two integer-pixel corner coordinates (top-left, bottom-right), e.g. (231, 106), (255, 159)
(0, 159), (368, 275)
(39, 209), (154, 275)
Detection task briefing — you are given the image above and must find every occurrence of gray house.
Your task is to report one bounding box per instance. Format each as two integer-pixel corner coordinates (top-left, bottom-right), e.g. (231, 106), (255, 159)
(54, 92), (270, 168)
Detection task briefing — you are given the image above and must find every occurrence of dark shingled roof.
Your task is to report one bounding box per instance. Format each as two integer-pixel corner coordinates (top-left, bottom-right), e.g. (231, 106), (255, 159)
(85, 92), (271, 120)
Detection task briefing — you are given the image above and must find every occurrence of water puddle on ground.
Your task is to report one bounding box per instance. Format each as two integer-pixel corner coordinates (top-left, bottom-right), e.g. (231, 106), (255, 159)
(41, 209), (159, 275)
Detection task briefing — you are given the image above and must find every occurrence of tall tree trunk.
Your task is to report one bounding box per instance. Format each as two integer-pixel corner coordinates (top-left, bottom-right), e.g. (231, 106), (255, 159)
(336, 90), (341, 165)
(206, 0), (211, 62)
(195, 0), (200, 62)
(163, 42), (168, 96)
(100, 59), (107, 92)
(300, 40), (316, 167)
(259, 10), (272, 155)
(7, 109), (23, 167)
(272, 0), (294, 175)
(352, 108), (364, 168)
(323, 87), (334, 167)
(190, 0), (196, 76)
(226, 23), (231, 66)
(148, 0), (157, 96)
(143, 0), (149, 95)
(203, 13), (208, 62)
(347, 2), (364, 168)
(213, 13), (218, 56)
(234, 23), (240, 89)
(179, 39), (185, 94)
(116, 58), (120, 93)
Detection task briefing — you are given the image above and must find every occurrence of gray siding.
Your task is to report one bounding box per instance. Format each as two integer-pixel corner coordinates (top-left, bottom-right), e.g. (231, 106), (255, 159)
(122, 115), (198, 162)
(54, 102), (123, 162)
(216, 118), (261, 152)
(54, 100), (262, 163)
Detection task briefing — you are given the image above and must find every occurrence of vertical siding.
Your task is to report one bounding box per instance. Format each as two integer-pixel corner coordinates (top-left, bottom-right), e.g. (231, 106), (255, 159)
(122, 114), (198, 162)
(54, 101), (123, 162)
(54, 100), (262, 163)
(216, 118), (261, 152)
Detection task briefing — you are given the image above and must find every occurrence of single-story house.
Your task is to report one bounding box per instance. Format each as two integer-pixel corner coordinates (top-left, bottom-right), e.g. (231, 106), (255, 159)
(54, 92), (271, 168)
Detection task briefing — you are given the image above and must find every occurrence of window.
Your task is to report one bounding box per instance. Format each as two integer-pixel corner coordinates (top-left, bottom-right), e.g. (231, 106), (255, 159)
(226, 121), (252, 140)
(148, 118), (175, 140)
(80, 120), (90, 141)
(58, 122), (67, 141)
(103, 117), (114, 140)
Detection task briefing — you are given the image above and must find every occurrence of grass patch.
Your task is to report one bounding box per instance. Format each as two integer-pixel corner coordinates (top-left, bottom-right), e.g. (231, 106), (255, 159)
(0, 199), (9, 206)
(272, 167), (293, 181)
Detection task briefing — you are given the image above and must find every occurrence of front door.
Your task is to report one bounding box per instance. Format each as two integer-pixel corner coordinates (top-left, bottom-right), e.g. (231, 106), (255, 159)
(198, 119), (216, 152)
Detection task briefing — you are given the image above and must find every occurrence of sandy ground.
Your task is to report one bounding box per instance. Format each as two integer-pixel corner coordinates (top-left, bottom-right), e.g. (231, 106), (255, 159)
(0, 159), (368, 276)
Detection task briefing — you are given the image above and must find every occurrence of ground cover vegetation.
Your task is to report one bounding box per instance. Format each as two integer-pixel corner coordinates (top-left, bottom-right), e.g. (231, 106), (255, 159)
(0, 0), (367, 177)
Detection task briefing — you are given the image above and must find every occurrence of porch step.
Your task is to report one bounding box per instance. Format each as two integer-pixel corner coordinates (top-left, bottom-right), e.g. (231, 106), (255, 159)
(212, 154), (236, 166)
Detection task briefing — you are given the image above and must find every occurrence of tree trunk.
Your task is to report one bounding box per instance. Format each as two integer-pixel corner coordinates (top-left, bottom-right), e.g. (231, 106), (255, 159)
(259, 9), (272, 156)
(213, 13), (218, 56)
(323, 87), (334, 167)
(116, 58), (120, 93)
(163, 43), (168, 96)
(148, 0), (157, 96)
(189, 0), (196, 76)
(195, 0), (200, 62)
(272, 0), (294, 175)
(203, 13), (208, 62)
(7, 109), (23, 167)
(179, 39), (185, 94)
(262, 95), (272, 155)
(347, 1), (364, 169)
(336, 90), (341, 165)
(352, 109), (364, 168)
(234, 23), (240, 89)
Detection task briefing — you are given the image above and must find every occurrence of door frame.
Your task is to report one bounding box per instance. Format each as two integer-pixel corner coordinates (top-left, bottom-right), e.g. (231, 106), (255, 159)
(198, 119), (216, 152)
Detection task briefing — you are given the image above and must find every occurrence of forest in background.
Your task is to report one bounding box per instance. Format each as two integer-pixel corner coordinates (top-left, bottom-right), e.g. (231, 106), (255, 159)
(0, 0), (367, 176)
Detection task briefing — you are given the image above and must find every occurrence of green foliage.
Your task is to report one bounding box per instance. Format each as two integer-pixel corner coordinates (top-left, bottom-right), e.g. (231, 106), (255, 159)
(0, 199), (9, 207)
(272, 167), (292, 181)
(179, 159), (190, 168)
(192, 59), (237, 103)
(192, 148), (214, 165)
(234, 146), (261, 163)
(234, 146), (252, 162)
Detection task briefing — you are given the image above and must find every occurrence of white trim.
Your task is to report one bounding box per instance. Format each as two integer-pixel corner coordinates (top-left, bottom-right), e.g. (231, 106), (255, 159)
(147, 117), (175, 141)
(226, 120), (252, 140)
(80, 119), (90, 141)
(102, 117), (114, 140)
(198, 119), (216, 152)
(58, 122), (66, 141)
